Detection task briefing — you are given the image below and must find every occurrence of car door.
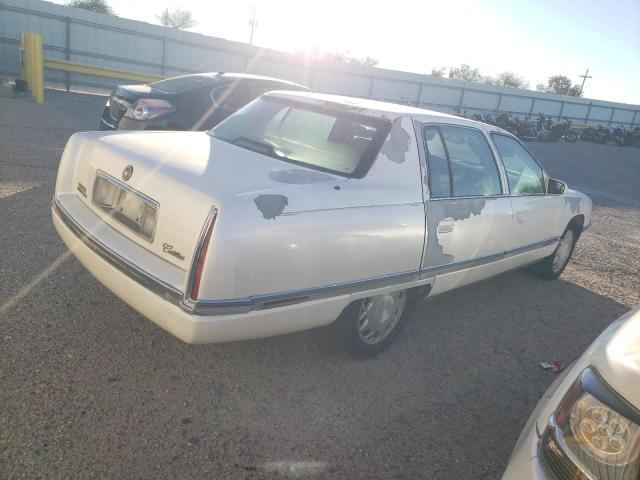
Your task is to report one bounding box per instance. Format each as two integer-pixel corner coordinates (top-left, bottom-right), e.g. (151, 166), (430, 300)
(490, 133), (564, 265)
(420, 124), (513, 296)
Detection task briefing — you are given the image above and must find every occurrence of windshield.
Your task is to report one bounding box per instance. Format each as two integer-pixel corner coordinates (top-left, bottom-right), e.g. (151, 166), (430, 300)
(208, 97), (391, 177)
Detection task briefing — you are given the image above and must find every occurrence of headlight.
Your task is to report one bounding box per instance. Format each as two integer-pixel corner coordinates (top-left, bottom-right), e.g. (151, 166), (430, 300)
(542, 368), (640, 479)
(125, 99), (175, 121)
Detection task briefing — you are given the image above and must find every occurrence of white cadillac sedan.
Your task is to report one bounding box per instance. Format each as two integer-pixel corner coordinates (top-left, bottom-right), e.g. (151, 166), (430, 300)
(52, 91), (591, 357)
(502, 308), (640, 480)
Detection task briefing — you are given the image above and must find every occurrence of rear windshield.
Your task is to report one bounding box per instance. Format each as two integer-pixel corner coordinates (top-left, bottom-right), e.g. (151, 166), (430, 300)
(208, 97), (391, 177)
(150, 75), (215, 94)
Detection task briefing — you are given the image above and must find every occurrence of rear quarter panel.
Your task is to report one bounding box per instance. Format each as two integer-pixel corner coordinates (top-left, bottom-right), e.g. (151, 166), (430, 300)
(199, 116), (426, 300)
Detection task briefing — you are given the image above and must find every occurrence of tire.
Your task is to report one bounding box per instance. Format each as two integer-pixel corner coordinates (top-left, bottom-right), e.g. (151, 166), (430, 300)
(527, 226), (578, 280)
(339, 289), (416, 358)
(565, 130), (578, 142)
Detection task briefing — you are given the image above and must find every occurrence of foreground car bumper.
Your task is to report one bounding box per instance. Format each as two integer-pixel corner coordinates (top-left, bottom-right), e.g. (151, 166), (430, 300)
(52, 202), (348, 343)
(502, 366), (574, 480)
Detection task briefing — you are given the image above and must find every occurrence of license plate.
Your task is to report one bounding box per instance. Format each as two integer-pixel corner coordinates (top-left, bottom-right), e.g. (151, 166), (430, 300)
(92, 171), (158, 242)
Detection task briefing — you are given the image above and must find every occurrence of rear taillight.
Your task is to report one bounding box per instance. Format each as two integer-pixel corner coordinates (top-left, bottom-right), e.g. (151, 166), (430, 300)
(126, 99), (175, 121)
(189, 211), (217, 301)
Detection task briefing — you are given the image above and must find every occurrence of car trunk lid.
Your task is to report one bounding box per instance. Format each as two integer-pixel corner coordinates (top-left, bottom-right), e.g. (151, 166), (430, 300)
(57, 131), (344, 272)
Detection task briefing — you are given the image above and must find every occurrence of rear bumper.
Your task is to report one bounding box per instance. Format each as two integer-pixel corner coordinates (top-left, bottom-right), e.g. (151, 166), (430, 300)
(52, 201), (348, 343)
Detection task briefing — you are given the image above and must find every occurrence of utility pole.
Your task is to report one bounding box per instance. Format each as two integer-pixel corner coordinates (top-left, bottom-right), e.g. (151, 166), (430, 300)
(578, 69), (592, 96)
(248, 7), (257, 46)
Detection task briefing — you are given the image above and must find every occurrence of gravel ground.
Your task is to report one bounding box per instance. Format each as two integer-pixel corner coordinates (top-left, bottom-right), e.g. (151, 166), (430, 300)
(1, 90), (639, 479)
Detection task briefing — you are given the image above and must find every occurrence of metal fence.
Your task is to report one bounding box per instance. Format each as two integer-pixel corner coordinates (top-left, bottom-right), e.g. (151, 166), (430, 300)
(1, 0), (639, 127)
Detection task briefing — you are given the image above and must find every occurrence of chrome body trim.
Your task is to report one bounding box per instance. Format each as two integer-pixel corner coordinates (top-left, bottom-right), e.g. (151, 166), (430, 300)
(420, 237), (558, 276)
(53, 199), (182, 305)
(191, 269), (422, 315)
(55, 197), (558, 316)
(505, 237), (559, 258)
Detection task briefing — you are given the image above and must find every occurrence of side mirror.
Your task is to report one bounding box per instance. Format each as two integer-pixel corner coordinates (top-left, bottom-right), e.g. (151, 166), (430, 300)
(547, 178), (566, 195)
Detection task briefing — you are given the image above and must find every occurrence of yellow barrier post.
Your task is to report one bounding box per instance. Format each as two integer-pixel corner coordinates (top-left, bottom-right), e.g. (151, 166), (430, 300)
(32, 33), (44, 104)
(27, 33), (37, 95)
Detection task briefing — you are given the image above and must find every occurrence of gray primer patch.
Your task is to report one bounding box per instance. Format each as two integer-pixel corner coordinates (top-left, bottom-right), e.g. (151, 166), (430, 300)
(254, 194), (289, 220)
(564, 196), (582, 215)
(424, 199), (486, 267)
(380, 119), (411, 164)
(268, 169), (334, 184)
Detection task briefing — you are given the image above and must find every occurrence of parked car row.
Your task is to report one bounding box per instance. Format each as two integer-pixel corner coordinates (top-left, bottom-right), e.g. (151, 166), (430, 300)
(57, 72), (635, 479)
(472, 112), (640, 146)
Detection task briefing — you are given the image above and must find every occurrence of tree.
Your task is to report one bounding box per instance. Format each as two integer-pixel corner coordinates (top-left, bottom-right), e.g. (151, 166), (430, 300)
(430, 67), (447, 77)
(490, 71), (529, 89)
(538, 75), (582, 97)
(448, 64), (483, 82)
(157, 7), (197, 30)
(296, 49), (378, 67)
(67, 0), (114, 15)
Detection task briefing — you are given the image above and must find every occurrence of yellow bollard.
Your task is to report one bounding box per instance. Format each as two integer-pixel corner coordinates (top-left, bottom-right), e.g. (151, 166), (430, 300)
(21, 32), (44, 103)
(32, 34), (44, 104)
(26, 33), (36, 94)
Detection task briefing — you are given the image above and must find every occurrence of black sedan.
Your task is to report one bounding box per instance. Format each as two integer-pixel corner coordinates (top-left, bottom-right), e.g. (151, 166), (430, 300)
(100, 72), (308, 131)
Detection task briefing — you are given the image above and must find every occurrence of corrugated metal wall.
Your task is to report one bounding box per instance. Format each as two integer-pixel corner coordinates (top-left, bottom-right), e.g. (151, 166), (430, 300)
(1, 0), (638, 126)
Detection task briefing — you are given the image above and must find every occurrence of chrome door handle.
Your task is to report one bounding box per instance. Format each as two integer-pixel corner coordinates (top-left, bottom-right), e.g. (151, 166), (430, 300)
(437, 217), (455, 233)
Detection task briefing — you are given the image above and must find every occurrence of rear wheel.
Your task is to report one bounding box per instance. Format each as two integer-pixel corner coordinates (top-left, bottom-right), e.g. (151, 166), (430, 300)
(527, 227), (578, 280)
(564, 130), (578, 142)
(340, 289), (416, 358)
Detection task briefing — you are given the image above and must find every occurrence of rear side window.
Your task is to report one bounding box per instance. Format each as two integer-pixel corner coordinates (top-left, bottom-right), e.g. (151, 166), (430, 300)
(422, 125), (502, 198)
(209, 97), (391, 177)
(492, 134), (545, 195)
(423, 126), (450, 197)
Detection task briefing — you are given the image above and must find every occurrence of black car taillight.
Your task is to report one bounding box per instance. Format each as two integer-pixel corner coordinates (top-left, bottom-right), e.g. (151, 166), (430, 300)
(125, 99), (175, 121)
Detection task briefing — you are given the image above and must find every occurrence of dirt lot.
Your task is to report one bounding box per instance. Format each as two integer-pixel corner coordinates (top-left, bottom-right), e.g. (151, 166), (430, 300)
(1, 90), (639, 479)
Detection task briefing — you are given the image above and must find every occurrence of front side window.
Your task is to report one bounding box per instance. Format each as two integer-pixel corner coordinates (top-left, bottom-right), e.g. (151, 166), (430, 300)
(492, 134), (545, 195)
(209, 97), (391, 177)
(422, 125), (502, 198)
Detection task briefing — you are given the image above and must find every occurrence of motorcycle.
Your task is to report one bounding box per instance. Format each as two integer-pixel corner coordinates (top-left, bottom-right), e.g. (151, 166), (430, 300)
(580, 125), (608, 144)
(551, 118), (577, 142)
(611, 126), (627, 146)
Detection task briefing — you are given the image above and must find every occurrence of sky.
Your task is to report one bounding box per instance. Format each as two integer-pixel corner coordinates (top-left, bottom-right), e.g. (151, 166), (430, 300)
(55, 0), (640, 104)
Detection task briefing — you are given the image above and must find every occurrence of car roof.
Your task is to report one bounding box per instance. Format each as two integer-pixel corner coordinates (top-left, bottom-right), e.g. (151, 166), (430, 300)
(263, 90), (509, 133)
(199, 72), (308, 89)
